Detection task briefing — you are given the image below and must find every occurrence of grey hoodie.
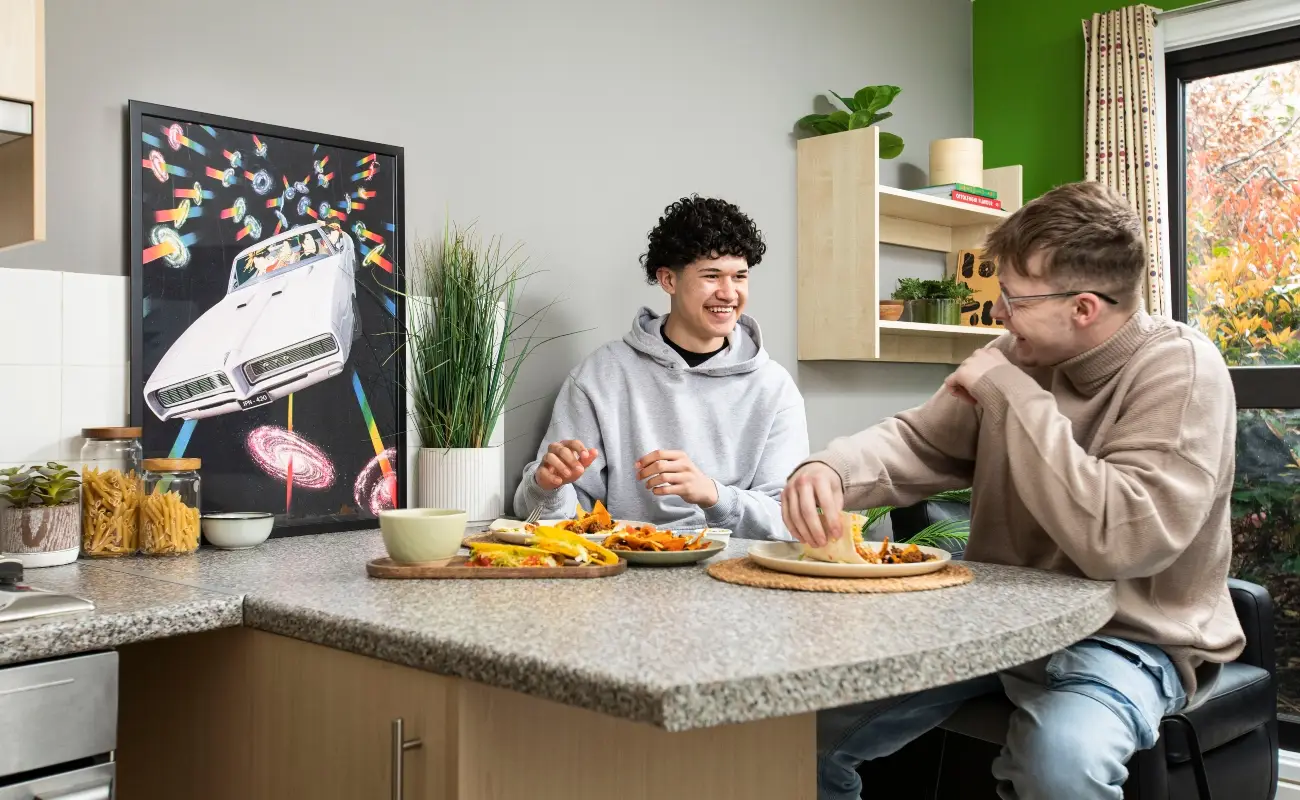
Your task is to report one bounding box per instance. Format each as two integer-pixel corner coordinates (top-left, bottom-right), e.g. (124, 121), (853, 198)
(514, 308), (808, 539)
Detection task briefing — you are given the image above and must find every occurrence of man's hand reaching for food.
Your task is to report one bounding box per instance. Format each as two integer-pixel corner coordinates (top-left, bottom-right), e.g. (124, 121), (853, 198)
(535, 440), (599, 491)
(635, 450), (719, 508)
(781, 462), (845, 548)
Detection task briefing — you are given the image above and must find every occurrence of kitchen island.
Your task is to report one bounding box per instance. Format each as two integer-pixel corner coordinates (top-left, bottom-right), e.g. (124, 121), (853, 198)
(1, 531), (1115, 799)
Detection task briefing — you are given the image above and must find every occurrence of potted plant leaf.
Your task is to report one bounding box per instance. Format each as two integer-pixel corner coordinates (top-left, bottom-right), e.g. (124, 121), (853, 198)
(405, 221), (567, 524)
(796, 85), (904, 159)
(0, 463), (82, 567)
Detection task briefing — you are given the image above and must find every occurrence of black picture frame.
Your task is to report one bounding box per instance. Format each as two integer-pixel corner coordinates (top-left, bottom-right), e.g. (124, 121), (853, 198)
(128, 100), (406, 538)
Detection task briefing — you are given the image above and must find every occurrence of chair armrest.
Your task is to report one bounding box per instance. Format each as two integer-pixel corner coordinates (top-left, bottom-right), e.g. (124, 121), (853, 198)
(1228, 578), (1275, 677)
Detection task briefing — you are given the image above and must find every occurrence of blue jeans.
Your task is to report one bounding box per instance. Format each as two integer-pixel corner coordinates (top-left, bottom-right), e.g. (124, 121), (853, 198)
(818, 636), (1187, 800)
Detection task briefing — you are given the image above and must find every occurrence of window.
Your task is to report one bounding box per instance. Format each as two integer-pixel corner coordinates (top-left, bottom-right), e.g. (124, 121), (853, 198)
(1167, 22), (1300, 748)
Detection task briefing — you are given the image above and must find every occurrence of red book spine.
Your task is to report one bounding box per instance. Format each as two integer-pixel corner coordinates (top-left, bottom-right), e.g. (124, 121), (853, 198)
(950, 190), (1002, 209)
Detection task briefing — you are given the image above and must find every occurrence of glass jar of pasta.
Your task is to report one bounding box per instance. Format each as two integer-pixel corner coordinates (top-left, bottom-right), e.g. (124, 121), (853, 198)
(140, 458), (202, 556)
(80, 427), (144, 557)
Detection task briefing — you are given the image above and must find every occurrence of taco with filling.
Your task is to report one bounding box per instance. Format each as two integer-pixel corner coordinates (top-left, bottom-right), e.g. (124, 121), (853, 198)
(466, 542), (561, 568)
(532, 525), (621, 565)
(800, 511), (870, 564)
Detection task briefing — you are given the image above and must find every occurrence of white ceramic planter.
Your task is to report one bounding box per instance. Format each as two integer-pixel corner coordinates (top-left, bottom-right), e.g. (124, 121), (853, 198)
(417, 447), (504, 525)
(1, 504), (80, 567)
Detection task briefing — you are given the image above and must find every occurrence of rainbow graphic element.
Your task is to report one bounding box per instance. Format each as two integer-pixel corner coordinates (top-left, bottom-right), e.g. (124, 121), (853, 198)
(143, 150), (187, 182)
(143, 227), (197, 267)
(351, 370), (393, 479)
(339, 196), (365, 213)
(200, 125), (216, 138)
(355, 188), (376, 200)
(273, 210), (289, 234)
(163, 123), (207, 155)
(169, 419), (198, 458)
(265, 194), (284, 209)
(351, 371), (396, 515)
(141, 132), (163, 148)
(383, 295), (397, 317)
(252, 135), (267, 158)
(223, 149), (242, 168)
(361, 242), (392, 273)
(173, 184), (214, 204)
(221, 197), (247, 223)
(236, 215), (262, 241)
(205, 166), (237, 186)
(355, 153), (378, 168)
(353, 222), (383, 244)
(154, 201), (201, 227)
(351, 161), (379, 182)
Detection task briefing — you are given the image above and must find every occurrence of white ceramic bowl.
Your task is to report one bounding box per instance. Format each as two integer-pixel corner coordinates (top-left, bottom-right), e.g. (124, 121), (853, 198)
(379, 508), (467, 565)
(201, 512), (274, 550)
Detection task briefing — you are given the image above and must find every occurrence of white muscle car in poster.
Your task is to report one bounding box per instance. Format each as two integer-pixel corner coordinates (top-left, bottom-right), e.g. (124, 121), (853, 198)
(143, 222), (359, 421)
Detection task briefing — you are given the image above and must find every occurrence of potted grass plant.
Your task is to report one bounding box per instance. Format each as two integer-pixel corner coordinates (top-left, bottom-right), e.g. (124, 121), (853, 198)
(405, 221), (563, 523)
(0, 463), (82, 567)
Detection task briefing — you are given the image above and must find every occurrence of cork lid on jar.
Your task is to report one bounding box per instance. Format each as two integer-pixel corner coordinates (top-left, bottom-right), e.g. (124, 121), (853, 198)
(142, 458), (201, 472)
(82, 427), (143, 440)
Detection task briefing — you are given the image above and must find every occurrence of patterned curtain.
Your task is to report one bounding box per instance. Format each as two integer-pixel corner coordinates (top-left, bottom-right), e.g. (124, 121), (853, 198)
(1083, 5), (1168, 316)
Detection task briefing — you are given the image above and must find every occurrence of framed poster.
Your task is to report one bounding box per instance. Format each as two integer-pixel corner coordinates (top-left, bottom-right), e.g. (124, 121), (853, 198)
(128, 100), (405, 537)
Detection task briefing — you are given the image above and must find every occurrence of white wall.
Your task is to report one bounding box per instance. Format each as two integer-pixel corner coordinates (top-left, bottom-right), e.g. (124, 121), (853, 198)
(0, 0), (974, 498)
(0, 268), (129, 473)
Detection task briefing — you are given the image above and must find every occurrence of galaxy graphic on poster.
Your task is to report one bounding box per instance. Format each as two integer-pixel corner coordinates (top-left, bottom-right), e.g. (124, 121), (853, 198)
(129, 101), (405, 537)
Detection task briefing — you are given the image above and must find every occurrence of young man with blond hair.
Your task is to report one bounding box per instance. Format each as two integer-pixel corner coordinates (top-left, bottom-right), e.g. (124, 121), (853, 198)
(783, 181), (1245, 800)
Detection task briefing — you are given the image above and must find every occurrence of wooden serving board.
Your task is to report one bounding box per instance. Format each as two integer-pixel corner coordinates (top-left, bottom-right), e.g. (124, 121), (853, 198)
(366, 556), (628, 580)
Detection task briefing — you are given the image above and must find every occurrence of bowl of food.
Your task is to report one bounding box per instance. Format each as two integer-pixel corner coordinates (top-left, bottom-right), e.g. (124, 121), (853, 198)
(379, 508), (468, 565)
(201, 512), (274, 550)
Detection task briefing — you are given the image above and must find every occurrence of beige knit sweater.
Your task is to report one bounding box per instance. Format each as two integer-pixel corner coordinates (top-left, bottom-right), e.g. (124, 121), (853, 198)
(809, 312), (1245, 699)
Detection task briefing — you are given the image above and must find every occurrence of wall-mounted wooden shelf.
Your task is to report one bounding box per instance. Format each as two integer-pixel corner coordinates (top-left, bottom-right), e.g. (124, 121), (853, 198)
(796, 126), (1021, 365)
(0, 0), (45, 252)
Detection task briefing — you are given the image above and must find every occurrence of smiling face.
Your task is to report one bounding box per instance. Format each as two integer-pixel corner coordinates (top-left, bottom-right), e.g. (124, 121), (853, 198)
(993, 251), (1125, 367)
(657, 255), (749, 351)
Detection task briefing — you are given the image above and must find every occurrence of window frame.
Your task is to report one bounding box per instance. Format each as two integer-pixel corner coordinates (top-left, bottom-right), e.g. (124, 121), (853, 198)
(1164, 23), (1300, 409)
(1165, 24), (1300, 749)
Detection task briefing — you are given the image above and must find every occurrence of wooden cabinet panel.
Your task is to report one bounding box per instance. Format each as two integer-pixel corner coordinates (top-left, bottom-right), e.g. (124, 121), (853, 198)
(0, 0), (38, 102)
(118, 628), (454, 800)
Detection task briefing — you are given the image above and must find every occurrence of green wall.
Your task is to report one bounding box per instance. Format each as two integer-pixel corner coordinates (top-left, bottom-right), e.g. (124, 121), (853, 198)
(973, 0), (1202, 200)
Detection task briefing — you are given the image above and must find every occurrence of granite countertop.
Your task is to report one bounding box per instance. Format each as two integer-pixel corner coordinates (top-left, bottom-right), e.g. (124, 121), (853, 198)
(56, 530), (1116, 732)
(0, 561), (243, 666)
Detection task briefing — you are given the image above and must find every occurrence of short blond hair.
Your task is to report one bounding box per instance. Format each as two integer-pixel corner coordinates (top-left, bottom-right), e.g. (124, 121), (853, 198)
(983, 181), (1146, 306)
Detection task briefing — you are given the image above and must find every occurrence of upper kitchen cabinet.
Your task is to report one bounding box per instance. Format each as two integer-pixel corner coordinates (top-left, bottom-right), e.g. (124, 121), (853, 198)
(0, 0), (44, 251)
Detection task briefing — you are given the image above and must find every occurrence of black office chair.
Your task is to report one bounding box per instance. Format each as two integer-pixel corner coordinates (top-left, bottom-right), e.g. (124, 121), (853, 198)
(933, 578), (1278, 799)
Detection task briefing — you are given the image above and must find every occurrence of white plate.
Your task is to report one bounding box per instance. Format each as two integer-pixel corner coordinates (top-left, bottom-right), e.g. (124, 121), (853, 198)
(607, 540), (726, 566)
(749, 541), (951, 578)
(581, 527), (731, 545)
(486, 518), (649, 546)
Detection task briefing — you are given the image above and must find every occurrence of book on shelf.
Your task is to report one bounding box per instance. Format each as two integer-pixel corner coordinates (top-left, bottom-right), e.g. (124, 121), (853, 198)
(913, 182), (998, 200)
(950, 190), (1002, 210)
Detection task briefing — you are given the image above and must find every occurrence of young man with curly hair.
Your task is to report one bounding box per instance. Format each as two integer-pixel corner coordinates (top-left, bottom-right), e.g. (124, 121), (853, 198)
(784, 182), (1244, 799)
(513, 196), (808, 539)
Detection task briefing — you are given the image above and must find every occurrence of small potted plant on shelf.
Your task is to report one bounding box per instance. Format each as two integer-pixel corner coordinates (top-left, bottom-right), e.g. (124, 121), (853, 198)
(924, 275), (975, 326)
(0, 463), (82, 567)
(891, 277), (928, 322)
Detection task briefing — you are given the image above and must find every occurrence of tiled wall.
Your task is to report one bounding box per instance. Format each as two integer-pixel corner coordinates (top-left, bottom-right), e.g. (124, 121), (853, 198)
(0, 267), (129, 473)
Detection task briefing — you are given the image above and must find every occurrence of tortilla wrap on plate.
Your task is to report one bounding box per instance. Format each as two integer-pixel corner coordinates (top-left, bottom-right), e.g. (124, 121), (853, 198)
(800, 511), (868, 564)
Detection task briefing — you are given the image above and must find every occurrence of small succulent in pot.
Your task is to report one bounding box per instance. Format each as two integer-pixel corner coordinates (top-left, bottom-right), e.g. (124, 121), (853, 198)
(0, 463), (82, 567)
(0, 463), (81, 507)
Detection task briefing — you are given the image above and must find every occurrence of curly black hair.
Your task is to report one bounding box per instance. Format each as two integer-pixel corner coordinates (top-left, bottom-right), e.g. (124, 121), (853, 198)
(639, 196), (766, 284)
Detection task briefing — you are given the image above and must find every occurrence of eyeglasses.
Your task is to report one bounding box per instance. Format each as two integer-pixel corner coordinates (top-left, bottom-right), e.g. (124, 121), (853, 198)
(997, 289), (1120, 317)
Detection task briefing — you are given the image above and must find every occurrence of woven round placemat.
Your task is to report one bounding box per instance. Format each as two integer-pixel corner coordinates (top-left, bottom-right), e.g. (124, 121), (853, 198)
(707, 556), (973, 593)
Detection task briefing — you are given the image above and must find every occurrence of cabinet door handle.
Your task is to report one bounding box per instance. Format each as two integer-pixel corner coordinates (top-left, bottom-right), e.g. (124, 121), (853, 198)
(390, 717), (423, 800)
(36, 784), (112, 800)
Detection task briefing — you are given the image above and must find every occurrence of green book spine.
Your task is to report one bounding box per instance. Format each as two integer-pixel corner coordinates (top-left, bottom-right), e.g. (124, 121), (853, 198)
(953, 183), (997, 199)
